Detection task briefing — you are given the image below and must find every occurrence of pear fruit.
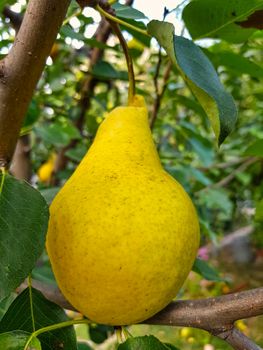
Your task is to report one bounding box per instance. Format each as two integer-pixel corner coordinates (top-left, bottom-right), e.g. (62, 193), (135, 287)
(46, 95), (200, 326)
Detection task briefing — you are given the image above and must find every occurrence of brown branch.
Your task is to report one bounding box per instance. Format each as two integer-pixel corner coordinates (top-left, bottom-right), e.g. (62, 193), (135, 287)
(18, 281), (263, 350)
(213, 157), (260, 188)
(0, 0), (71, 167)
(217, 327), (262, 350)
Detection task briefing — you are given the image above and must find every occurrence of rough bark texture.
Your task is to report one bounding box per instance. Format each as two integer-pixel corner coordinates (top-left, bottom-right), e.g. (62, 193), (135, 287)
(18, 281), (263, 350)
(0, 0), (71, 166)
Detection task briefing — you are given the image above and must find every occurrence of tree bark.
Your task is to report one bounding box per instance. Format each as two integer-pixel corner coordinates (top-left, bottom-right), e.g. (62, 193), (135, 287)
(0, 0), (71, 167)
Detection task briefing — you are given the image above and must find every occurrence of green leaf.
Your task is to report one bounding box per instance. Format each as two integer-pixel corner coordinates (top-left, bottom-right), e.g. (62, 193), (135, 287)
(35, 119), (81, 147)
(0, 0), (17, 12)
(89, 324), (113, 344)
(0, 288), (77, 350)
(40, 187), (60, 205)
(118, 335), (172, 350)
(0, 174), (49, 301)
(91, 61), (128, 81)
(210, 51), (263, 78)
(182, 0), (263, 43)
(0, 330), (41, 350)
(112, 3), (147, 20)
(0, 294), (16, 322)
(77, 343), (93, 350)
(193, 258), (225, 282)
(243, 139), (263, 157)
(120, 19), (150, 47)
(255, 199), (263, 222)
(147, 20), (237, 144)
(22, 100), (41, 129)
(60, 25), (86, 41)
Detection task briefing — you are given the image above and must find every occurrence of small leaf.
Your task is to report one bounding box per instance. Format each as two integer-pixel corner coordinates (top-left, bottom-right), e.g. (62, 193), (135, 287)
(91, 61), (128, 81)
(243, 139), (263, 157)
(182, 0), (263, 43)
(112, 3), (147, 20)
(60, 25), (86, 40)
(0, 174), (49, 301)
(120, 19), (150, 47)
(89, 324), (113, 344)
(0, 330), (41, 350)
(255, 199), (263, 222)
(147, 20), (237, 144)
(35, 119), (81, 147)
(118, 335), (172, 350)
(40, 187), (60, 205)
(193, 258), (225, 282)
(78, 342), (93, 350)
(0, 288), (77, 350)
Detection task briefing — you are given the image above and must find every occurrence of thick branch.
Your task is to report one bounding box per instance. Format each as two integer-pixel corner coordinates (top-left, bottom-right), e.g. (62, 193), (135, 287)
(0, 0), (71, 166)
(146, 288), (263, 330)
(18, 281), (263, 349)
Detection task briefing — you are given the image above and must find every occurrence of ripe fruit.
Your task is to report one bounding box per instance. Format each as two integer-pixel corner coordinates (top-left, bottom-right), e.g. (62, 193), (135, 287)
(37, 153), (56, 183)
(46, 95), (200, 325)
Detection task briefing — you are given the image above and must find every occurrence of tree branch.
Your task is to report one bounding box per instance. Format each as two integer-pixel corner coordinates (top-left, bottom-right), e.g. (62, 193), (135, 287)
(18, 281), (263, 349)
(0, 0), (71, 167)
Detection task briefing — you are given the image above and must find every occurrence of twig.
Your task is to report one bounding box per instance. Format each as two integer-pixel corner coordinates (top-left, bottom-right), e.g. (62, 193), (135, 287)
(18, 281), (263, 350)
(213, 157), (259, 188)
(105, 19), (135, 104)
(196, 157), (260, 194)
(150, 61), (172, 129)
(0, 0), (71, 167)
(216, 327), (262, 350)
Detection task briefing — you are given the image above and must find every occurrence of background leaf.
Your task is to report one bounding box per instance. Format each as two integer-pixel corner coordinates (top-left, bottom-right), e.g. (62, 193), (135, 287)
(0, 288), (77, 350)
(118, 335), (173, 350)
(243, 139), (263, 157)
(209, 51), (263, 78)
(182, 0), (263, 42)
(0, 174), (49, 301)
(147, 20), (237, 144)
(35, 119), (81, 147)
(0, 330), (41, 350)
(193, 258), (225, 282)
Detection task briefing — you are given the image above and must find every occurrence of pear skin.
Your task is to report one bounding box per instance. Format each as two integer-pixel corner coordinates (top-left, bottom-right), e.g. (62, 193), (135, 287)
(46, 95), (200, 325)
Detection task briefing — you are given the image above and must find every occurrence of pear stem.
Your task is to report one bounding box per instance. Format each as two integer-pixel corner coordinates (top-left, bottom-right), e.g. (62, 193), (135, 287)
(96, 4), (135, 105)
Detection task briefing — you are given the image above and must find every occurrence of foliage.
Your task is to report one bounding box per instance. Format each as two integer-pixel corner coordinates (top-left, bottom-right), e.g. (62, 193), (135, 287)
(0, 0), (263, 348)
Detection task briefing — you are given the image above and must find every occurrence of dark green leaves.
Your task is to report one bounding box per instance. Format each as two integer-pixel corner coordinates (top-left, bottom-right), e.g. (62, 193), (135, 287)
(0, 331), (41, 350)
(0, 173), (49, 301)
(193, 258), (225, 282)
(0, 288), (77, 350)
(147, 21), (237, 145)
(118, 335), (178, 350)
(182, 0), (263, 42)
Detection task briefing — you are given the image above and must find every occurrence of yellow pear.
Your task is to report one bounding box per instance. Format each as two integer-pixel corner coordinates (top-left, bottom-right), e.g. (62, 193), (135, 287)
(46, 95), (200, 325)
